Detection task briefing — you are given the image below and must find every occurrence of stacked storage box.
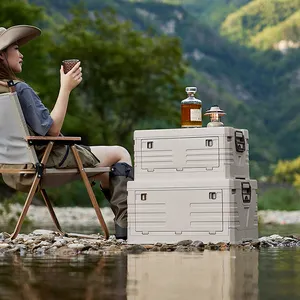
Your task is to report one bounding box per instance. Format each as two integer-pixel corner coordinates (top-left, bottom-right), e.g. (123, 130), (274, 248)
(127, 127), (258, 244)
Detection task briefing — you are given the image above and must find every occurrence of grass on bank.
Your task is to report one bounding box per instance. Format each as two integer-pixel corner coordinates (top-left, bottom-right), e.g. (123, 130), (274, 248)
(258, 186), (300, 211)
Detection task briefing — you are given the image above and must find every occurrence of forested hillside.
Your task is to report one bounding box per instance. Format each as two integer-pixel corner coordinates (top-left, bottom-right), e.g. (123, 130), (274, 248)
(221, 0), (300, 48)
(220, 0), (300, 163)
(130, 0), (251, 28)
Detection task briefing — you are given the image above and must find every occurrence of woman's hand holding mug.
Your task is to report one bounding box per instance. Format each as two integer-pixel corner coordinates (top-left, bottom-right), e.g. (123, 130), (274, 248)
(60, 59), (82, 93)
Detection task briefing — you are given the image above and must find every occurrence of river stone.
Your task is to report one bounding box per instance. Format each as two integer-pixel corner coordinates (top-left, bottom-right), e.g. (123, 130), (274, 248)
(35, 248), (46, 255)
(205, 243), (219, 250)
(251, 241), (260, 249)
(283, 237), (297, 242)
(68, 243), (85, 250)
(126, 245), (147, 254)
(175, 245), (187, 252)
(0, 232), (10, 241)
(259, 236), (271, 242)
(116, 239), (126, 243)
(32, 229), (55, 236)
(55, 246), (77, 257)
(150, 246), (160, 252)
(107, 245), (121, 252)
(46, 247), (58, 255)
(39, 241), (51, 247)
(177, 240), (193, 246)
(191, 241), (204, 248)
(0, 243), (10, 249)
(143, 245), (154, 250)
(24, 239), (35, 245)
(217, 242), (228, 250)
(260, 241), (272, 248)
(269, 234), (283, 241)
(14, 237), (25, 244)
(52, 240), (65, 248)
(61, 237), (76, 243)
(159, 244), (168, 252)
(37, 234), (55, 243)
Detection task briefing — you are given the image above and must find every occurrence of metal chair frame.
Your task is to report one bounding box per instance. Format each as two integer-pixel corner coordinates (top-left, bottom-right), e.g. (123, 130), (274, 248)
(0, 84), (110, 239)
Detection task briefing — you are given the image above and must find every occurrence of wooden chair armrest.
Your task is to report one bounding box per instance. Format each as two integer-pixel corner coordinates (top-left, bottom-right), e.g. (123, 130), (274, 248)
(26, 136), (81, 145)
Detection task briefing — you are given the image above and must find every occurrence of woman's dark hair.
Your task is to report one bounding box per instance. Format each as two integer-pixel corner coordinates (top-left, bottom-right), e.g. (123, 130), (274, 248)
(0, 49), (18, 80)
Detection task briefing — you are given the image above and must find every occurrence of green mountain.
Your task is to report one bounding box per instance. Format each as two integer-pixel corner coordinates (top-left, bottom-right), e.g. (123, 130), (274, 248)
(128, 0), (252, 28)
(221, 0), (300, 48)
(251, 11), (300, 50)
(220, 0), (300, 161)
(28, 0), (300, 178)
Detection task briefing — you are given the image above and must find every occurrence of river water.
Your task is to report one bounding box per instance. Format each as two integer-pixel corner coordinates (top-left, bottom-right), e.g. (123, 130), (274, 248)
(0, 225), (300, 300)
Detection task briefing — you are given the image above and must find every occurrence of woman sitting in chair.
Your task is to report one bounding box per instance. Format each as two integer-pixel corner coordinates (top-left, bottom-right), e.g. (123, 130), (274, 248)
(0, 25), (133, 240)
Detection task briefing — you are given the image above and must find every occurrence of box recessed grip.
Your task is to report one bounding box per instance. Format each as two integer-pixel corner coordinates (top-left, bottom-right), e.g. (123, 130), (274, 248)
(209, 192), (217, 200)
(235, 131), (246, 153)
(141, 193), (147, 201)
(147, 141), (153, 149)
(241, 182), (251, 203)
(205, 139), (213, 147)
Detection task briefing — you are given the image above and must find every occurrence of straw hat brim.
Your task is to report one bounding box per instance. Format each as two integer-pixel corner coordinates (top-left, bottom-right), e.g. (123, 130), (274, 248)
(0, 25), (41, 51)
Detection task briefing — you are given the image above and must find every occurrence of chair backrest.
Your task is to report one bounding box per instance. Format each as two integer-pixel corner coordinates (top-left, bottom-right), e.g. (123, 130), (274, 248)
(0, 92), (38, 164)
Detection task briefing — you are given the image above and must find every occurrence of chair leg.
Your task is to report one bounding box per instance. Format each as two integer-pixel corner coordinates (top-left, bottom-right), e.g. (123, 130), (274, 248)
(71, 145), (110, 239)
(40, 189), (65, 235)
(10, 176), (40, 240)
(10, 142), (54, 240)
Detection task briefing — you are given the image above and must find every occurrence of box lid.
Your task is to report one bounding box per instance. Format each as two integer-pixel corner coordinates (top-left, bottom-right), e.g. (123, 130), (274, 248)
(128, 178), (257, 190)
(134, 127), (249, 139)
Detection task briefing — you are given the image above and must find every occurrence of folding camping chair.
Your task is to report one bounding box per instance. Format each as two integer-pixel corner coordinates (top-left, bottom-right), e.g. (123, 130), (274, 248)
(0, 82), (110, 239)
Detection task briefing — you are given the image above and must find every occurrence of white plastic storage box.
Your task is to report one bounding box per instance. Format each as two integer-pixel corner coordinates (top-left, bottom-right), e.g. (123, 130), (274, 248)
(127, 178), (258, 244)
(133, 127), (250, 180)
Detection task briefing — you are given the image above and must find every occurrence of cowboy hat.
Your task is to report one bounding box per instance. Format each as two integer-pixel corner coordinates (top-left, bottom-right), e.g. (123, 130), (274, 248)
(0, 25), (41, 51)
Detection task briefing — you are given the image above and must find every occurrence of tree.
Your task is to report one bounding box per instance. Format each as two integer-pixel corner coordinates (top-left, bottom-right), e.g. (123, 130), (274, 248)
(273, 157), (300, 187)
(0, 1), (53, 90)
(44, 6), (187, 149)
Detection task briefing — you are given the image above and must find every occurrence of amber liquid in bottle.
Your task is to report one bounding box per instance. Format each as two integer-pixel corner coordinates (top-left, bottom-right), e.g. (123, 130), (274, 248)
(181, 87), (202, 128)
(181, 103), (202, 127)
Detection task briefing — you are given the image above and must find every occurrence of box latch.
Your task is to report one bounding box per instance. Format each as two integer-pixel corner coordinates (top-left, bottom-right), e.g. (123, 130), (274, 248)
(241, 182), (251, 203)
(235, 131), (246, 153)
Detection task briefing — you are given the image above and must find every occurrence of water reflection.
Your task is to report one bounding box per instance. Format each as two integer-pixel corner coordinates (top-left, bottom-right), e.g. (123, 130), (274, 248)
(128, 251), (258, 300)
(0, 250), (259, 300)
(259, 248), (300, 300)
(0, 255), (127, 300)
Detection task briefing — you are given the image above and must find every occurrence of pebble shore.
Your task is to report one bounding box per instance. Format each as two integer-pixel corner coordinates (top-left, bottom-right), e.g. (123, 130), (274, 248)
(1, 230), (300, 256)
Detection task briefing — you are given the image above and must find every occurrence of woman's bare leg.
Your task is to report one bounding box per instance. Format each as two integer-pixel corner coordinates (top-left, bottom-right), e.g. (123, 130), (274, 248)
(90, 145), (132, 188)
